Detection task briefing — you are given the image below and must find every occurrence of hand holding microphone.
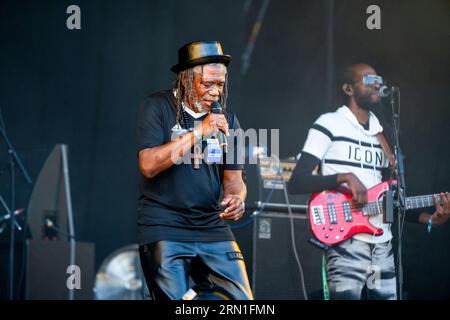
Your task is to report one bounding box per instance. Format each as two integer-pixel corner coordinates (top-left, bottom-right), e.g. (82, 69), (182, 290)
(210, 102), (229, 153)
(195, 102), (229, 151)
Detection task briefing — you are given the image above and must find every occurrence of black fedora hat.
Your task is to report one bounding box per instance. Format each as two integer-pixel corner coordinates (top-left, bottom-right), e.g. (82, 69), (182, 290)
(171, 41), (232, 73)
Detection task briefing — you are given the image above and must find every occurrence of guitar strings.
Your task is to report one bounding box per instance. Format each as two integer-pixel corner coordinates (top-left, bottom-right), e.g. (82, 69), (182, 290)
(312, 194), (439, 218)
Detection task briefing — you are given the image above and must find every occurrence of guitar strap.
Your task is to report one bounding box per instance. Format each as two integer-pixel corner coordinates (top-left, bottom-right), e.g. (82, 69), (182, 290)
(377, 133), (396, 168)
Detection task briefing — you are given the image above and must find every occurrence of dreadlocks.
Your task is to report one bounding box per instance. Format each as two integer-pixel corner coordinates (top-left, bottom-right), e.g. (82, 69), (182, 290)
(173, 64), (229, 125)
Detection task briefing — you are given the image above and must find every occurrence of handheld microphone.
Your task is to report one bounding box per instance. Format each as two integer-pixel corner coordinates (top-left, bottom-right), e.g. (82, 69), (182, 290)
(210, 102), (228, 153)
(379, 85), (397, 98)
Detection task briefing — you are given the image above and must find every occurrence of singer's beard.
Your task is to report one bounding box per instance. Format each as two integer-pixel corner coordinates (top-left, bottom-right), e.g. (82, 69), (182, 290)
(354, 90), (381, 112)
(193, 100), (208, 113)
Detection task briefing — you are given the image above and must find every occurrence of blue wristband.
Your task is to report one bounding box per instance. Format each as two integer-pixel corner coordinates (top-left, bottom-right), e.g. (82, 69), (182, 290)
(427, 216), (433, 234)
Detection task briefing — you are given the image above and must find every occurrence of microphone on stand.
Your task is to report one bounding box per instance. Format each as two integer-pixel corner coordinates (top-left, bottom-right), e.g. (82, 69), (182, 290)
(210, 101), (228, 153)
(0, 208), (24, 232)
(379, 85), (397, 98)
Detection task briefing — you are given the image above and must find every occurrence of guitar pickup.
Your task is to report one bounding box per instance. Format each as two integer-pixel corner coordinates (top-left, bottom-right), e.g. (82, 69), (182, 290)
(311, 205), (324, 225)
(342, 201), (353, 222)
(327, 203), (338, 224)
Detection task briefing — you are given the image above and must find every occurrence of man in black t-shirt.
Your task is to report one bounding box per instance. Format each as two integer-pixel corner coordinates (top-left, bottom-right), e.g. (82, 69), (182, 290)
(137, 41), (253, 300)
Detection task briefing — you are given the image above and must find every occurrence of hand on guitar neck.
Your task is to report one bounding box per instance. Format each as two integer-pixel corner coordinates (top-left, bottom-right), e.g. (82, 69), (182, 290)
(429, 192), (450, 226)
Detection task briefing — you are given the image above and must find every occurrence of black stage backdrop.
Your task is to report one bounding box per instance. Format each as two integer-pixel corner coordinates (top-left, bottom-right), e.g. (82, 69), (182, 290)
(0, 0), (449, 299)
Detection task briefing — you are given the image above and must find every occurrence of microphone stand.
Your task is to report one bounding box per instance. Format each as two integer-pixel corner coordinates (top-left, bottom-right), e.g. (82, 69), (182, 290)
(0, 199), (23, 231)
(0, 114), (32, 300)
(390, 88), (406, 300)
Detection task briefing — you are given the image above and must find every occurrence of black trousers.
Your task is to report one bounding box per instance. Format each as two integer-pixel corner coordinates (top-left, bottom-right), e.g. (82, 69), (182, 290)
(139, 240), (254, 300)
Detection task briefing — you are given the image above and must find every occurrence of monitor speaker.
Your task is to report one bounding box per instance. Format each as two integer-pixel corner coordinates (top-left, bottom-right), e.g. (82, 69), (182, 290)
(25, 239), (95, 299)
(252, 212), (324, 299)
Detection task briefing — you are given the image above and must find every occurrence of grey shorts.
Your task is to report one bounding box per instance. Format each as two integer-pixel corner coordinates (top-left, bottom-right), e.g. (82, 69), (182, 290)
(326, 237), (397, 300)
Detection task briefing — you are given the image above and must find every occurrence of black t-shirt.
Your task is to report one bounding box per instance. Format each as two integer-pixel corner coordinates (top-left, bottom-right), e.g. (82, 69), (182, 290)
(136, 90), (243, 245)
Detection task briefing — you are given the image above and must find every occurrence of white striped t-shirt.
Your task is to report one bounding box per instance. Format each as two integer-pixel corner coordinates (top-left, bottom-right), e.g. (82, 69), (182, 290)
(302, 105), (392, 244)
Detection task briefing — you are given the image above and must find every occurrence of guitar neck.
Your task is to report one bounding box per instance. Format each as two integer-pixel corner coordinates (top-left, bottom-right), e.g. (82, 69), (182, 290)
(405, 194), (442, 210)
(364, 193), (442, 216)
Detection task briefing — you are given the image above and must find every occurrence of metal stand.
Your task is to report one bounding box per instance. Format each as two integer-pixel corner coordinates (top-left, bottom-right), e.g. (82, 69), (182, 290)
(0, 113), (32, 300)
(389, 88), (406, 300)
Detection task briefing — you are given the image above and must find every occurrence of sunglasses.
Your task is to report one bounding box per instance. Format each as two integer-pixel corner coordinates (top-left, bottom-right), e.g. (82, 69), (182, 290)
(362, 74), (384, 86)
